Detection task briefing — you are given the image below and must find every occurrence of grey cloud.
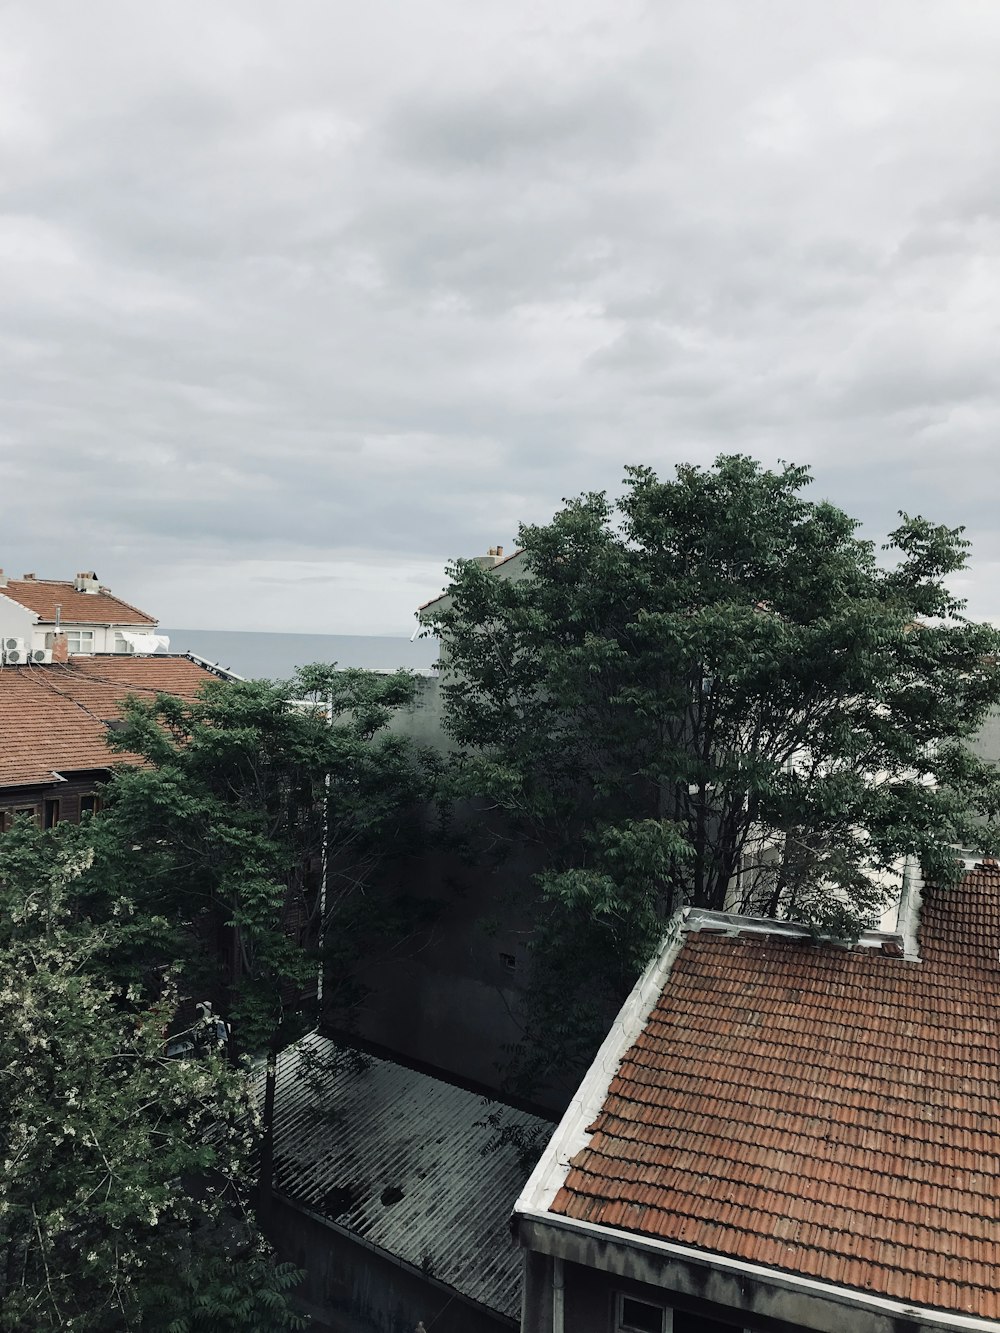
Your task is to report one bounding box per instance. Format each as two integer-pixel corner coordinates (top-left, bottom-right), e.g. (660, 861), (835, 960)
(3, 1), (1000, 629)
(383, 81), (649, 172)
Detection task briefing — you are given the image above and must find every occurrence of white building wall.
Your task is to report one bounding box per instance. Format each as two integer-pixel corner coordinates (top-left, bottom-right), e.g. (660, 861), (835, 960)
(0, 594), (37, 648)
(0, 593), (156, 657)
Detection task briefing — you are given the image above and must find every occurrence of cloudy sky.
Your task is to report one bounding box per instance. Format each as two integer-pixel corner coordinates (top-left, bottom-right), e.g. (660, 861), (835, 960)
(2, 2), (1000, 633)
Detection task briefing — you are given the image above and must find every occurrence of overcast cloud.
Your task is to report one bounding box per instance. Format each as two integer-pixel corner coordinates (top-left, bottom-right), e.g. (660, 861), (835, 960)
(2, 1), (1000, 632)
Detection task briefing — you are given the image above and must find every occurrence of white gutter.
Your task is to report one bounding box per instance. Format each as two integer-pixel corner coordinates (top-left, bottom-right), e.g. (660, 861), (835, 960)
(516, 1207), (1000, 1333)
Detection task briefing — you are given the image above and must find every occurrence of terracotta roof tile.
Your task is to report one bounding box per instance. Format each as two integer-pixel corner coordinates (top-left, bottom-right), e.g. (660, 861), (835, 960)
(547, 869), (1000, 1319)
(0, 579), (156, 625)
(0, 657), (216, 788)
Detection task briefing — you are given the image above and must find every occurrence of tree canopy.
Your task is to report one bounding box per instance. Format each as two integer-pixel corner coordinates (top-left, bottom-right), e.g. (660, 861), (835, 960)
(0, 663), (431, 1325)
(0, 821), (306, 1333)
(431, 456), (1000, 1084)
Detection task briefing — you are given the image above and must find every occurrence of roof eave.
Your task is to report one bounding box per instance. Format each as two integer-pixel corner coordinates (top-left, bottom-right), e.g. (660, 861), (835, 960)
(515, 1208), (1000, 1333)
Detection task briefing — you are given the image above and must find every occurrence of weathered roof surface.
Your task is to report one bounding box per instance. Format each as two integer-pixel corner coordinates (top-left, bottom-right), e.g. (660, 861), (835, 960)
(0, 658), (216, 788)
(543, 868), (1000, 1321)
(0, 579), (156, 625)
(269, 1032), (551, 1319)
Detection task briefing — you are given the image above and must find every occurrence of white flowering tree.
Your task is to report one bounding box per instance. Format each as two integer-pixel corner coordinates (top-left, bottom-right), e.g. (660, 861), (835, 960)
(0, 824), (306, 1333)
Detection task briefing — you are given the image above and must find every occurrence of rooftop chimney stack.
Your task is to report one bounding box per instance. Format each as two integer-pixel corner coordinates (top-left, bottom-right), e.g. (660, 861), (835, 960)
(472, 545), (506, 570)
(0, 567), (6, 588)
(22, 572), (35, 580)
(74, 571), (100, 594)
(51, 633), (69, 664)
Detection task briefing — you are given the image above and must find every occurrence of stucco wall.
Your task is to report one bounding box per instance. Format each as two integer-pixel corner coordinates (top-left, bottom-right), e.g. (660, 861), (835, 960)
(0, 595), (36, 649)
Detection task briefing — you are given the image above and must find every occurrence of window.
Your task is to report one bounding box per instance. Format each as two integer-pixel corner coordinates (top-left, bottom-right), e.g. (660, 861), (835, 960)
(617, 1296), (670, 1333)
(674, 1314), (747, 1333)
(113, 632), (134, 654)
(66, 629), (95, 655)
(44, 799), (60, 829)
(79, 794), (101, 817)
(12, 806), (40, 826)
(499, 951), (517, 972)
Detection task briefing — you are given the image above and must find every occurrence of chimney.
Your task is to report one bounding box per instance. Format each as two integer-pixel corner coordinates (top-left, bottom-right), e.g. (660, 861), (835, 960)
(472, 545), (507, 570)
(22, 572), (35, 580)
(0, 567), (6, 588)
(51, 632), (69, 664)
(74, 571), (100, 594)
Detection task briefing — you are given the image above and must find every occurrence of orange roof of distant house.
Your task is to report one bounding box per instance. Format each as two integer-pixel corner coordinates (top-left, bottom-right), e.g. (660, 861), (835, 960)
(522, 867), (1000, 1321)
(0, 657), (217, 789)
(0, 579), (156, 626)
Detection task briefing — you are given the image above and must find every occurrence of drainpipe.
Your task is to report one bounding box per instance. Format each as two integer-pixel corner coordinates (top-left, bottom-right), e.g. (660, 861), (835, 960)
(552, 1256), (564, 1333)
(316, 692), (332, 1006)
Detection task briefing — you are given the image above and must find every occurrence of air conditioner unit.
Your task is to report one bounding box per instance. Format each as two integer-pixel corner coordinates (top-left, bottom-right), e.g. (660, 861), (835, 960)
(2, 637), (27, 664)
(30, 648), (52, 664)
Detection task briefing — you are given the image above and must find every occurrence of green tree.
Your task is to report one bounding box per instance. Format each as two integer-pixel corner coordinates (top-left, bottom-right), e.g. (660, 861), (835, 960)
(87, 666), (432, 1224)
(95, 667), (429, 1050)
(431, 456), (1000, 1087)
(0, 821), (306, 1333)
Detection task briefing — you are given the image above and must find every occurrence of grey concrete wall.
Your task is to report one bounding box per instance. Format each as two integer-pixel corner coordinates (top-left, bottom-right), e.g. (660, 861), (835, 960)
(518, 1222), (967, 1333)
(273, 1197), (513, 1333)
(347, 818), (555, 1097)
(387, 673), (451, 752)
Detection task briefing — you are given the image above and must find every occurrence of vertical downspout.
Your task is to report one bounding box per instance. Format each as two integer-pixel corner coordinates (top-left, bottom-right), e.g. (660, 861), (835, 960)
(552, 1256), (564, 1333)
(316, 692), (332, 1006)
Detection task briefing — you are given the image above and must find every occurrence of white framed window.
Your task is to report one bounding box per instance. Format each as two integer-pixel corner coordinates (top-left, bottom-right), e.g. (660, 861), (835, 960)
(113, 632), (135, 654)
(66, 629), (95, 655)
(616, 1295), (671, 1333)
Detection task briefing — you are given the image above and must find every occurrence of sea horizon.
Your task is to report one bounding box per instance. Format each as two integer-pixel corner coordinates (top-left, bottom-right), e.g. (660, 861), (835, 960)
(159, 627), (440, 680)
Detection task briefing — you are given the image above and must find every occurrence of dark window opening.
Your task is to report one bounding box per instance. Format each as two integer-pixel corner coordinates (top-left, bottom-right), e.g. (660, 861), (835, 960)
(618, 1297), (665, 1333)
(499, 951), (517, 971)
(79, 794), (101, 817)
(44, 800), (60, 829)
(13, 807), (39, 826)
(675, 1313), (743, 1333)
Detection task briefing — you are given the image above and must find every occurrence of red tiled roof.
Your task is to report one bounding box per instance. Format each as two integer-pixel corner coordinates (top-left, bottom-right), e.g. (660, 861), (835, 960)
(0, 579), (156, 625)
(0, 657), (217, 788)
(547, 870), (1000, 1319)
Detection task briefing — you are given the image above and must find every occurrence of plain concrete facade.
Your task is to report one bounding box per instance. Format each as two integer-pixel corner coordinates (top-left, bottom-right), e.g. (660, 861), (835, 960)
(516, 1226), (995, 1333)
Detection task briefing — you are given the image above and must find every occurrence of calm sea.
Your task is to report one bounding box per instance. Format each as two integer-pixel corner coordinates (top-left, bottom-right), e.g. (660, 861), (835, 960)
(159, 628), (439, 680)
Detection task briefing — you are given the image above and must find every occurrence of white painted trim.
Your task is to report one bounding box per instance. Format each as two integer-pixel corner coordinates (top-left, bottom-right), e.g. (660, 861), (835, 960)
(515, 911), (688, 1217)
(896, 855), (924, 960)
(518, 1208), (1000, 1333)
(684, 906), (911, 956)
(182, 650), (245, 681)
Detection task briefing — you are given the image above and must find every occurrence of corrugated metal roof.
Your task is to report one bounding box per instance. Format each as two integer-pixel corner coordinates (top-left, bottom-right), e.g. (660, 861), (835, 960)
(266, 1033), (552, 1319)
